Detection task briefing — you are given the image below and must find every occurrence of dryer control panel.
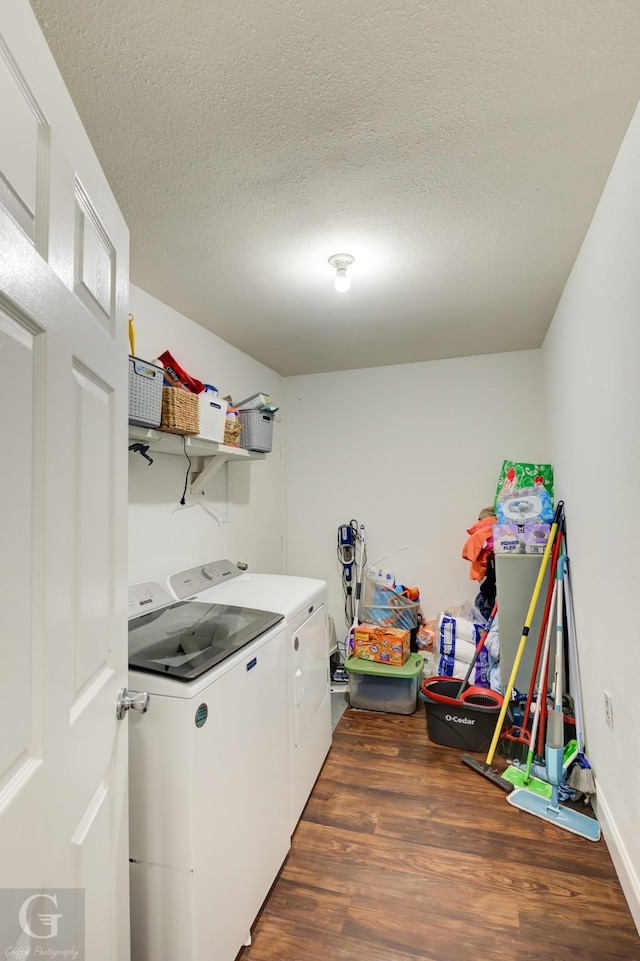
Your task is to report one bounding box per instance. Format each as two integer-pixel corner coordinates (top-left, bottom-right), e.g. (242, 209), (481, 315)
(169, 559), (241, 599)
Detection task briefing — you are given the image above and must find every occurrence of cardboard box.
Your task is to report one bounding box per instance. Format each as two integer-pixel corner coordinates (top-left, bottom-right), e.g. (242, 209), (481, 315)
(493, 523), (551, 554)
(352, 623), (411, 666)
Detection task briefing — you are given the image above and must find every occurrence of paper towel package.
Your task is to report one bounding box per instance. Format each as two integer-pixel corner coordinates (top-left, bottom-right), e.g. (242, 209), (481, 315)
(493, 523), (550, 554)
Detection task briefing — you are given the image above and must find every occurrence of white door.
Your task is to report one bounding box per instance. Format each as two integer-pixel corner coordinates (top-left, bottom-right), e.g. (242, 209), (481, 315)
(0, 1), (129, 958)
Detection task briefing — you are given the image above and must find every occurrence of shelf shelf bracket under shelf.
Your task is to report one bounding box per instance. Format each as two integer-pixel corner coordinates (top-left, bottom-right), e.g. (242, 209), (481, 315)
(189, 454), (229, 496)
(128, 426), (266, 495)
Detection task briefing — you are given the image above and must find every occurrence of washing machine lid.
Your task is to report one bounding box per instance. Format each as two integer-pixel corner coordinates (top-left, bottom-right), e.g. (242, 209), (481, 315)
(128, 600), (284, 681)
(169, 561), (326, 620)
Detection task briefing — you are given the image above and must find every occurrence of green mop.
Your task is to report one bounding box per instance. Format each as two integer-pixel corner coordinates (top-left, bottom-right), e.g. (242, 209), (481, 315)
(501, 579), (555, 799)
(502, 573), (578, 798)
(507, 556), (601, 842)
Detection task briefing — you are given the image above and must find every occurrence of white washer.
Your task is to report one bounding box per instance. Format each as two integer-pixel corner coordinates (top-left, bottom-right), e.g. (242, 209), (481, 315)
(168, 560), (332, 833)
(127, 582), (290, 961)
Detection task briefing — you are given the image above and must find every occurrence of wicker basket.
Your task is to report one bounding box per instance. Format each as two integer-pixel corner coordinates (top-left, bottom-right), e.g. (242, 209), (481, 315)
(223, 419), (242, 447)
(160, 387), (200, 434)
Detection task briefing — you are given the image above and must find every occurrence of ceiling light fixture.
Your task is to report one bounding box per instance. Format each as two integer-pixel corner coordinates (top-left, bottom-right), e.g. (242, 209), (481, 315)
(328, 253), (354, 293)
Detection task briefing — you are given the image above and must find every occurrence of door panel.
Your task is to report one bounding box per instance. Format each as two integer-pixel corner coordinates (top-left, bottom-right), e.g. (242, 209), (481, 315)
(74, 182), (116, 330)
(293, 604), (328, 747)
(72, 782), (113, 960)
(0, 34), (45, 241)
(73, 364), (113, 694)
(0, 1), (129, 957)
(0, 306), (38, 791)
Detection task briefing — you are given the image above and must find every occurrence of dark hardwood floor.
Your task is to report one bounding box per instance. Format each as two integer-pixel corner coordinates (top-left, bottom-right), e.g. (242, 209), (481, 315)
(240, 706), (640, 961)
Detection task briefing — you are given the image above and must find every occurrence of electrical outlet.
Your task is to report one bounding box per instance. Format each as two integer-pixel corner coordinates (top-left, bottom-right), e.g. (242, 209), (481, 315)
(604, 690), (614, 730)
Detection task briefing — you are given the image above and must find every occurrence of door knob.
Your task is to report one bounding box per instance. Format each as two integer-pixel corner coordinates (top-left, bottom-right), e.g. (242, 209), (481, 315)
(116, 688), (149, 721)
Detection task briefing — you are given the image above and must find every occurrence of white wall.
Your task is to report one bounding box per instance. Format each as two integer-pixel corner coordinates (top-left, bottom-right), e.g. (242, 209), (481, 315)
(128, 285), (285, 584)
(542, 103), (640, 930)
(283, 350), (547, 643)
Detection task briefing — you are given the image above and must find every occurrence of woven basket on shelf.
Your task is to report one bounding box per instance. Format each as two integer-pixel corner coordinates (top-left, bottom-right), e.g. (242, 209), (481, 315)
(223, 420), (242, 447)
(160, 386), (199, 434)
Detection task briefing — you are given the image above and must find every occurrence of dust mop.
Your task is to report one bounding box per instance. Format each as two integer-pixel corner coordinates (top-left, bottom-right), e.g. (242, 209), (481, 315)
(507, 557), (601, 842)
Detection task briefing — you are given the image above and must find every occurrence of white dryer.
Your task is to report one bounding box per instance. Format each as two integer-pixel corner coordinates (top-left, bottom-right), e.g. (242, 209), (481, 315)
(127, 582), (290, 961)
(168, 560), (332, 833)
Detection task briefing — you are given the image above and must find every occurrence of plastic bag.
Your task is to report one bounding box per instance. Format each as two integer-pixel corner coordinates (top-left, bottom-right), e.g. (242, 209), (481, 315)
(416, 618), (436, 652)
(437, 650), (490, 688)
(484, 615), (500, 662)
(360, 575), (420, 631)
(494, 460), (554, 507)
(496, 486), (554, 524)
(158, 349), (205, 394)
(443, 601), (486, 624)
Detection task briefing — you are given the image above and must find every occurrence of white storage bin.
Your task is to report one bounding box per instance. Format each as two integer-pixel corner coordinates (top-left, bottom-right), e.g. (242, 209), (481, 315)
(238, 410), (274, 452)
(129, 356), (164, 428)
(197, 390), (228, 442)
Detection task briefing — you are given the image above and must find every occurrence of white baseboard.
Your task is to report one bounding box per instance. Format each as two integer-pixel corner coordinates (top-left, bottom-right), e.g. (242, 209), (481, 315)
(596, 785), (640, 935)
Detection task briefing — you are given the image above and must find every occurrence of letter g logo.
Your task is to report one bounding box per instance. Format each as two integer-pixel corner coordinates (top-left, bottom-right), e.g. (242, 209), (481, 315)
(18, 893), (62, 939)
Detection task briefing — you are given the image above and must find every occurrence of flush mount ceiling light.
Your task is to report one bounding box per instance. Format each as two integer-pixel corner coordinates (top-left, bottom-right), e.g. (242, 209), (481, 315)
(328, 253), (354, 293)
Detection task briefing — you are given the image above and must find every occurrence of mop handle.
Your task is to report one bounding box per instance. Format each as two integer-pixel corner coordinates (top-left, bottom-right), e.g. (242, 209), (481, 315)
(564, 565), (585, 754)
(534, 529), (563, 755)
(553, 555), (568, 712)
(485, 501), (564, 766)
(456, 603), (497, 698)
(524, 583), (556, 779)
(521, 526), (563, 735)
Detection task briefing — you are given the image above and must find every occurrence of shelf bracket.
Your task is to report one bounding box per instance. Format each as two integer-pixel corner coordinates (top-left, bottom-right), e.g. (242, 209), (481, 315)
(189, 455), (229, 496)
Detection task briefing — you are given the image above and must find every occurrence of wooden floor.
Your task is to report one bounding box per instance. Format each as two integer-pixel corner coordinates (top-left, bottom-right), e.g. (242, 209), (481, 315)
(240, 706), (640, 961)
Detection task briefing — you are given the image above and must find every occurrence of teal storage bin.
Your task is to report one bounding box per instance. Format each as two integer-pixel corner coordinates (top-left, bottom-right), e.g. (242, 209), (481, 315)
(345, 653), (423, 714)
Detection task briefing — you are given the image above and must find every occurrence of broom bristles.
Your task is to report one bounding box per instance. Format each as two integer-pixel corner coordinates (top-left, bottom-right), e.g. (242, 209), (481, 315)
(567, 755), (596, 796)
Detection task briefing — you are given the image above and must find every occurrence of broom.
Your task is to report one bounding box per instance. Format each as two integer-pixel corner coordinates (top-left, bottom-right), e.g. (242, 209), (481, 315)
(563, 558), (596, 796)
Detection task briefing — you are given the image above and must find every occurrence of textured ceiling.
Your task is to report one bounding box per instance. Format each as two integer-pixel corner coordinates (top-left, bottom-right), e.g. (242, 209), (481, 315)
(31, 0), (640, 375)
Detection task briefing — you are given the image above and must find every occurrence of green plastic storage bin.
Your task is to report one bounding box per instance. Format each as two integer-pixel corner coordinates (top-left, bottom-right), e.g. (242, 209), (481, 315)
(345, 653), (424, 714)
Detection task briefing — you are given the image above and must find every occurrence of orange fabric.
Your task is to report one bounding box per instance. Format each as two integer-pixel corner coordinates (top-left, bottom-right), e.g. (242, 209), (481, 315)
(462, 516), (496, 582)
